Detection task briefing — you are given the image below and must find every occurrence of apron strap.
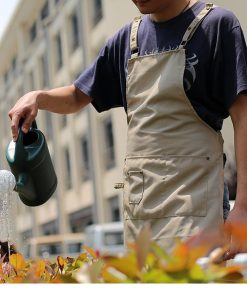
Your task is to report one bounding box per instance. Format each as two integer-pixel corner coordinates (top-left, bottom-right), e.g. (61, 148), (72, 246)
(179, 3), (215, 49)
(130, 16), (142, 58)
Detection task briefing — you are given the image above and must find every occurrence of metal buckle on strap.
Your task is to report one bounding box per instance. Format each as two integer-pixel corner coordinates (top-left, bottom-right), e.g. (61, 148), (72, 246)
(206, 3), (214, 10)
(179, 3), (215, 48)
(131, 47), (139, 55)
(180, 40), (187, 47)
(114, 183), (124, 189)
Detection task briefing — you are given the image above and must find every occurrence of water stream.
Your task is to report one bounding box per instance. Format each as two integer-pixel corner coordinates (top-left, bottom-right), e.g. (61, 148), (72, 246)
(0, 170), (16, 261)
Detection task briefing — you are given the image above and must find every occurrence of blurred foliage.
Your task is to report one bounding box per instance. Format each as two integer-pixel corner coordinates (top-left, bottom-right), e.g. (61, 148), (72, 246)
(1, 222), (247, 283)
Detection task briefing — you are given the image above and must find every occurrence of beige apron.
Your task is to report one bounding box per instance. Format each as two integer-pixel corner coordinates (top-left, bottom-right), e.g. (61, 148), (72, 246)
(122, 3), (224, 251)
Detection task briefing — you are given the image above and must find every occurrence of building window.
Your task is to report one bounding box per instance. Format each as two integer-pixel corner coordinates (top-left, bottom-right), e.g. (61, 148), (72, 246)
(55, 33), (63, 70)
(93, 0), (103, 26)
(41, 220), (59, 236)
(108, 196), (120, 222)
(12, 57), (17, 75)
(103, 118), (115, 170)
(29, 22), (37, 43)
(80, 136), (90, 181)
(40, 54), (49, 88)
(41, 1), (49, 20)
(29, 71), (35, 90)
(21, 229), (33, 242)
(45, 112), (53, 141)
(64, 147), (72, 190)
(70, 11), (80, 52)
(4, 72), (8, 84)
(69, 207), (93, 233)
(21, 229), (33, 258)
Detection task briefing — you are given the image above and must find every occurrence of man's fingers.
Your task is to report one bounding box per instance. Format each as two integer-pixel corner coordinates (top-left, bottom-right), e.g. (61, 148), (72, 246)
(223, 249), (238, 261)
(21, 114), (36, 133)
(10, 112), (36, 141)
(223, 236), (244, 261)
(10, 114), (22, 141)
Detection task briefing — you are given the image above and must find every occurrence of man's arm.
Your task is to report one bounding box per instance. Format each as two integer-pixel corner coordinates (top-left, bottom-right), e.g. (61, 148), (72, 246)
(8, 84), (91, 141)
(226, 93), (247, 257)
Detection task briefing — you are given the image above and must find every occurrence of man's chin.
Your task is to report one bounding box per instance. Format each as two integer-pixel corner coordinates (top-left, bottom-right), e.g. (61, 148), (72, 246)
(137, 8), (153, 14)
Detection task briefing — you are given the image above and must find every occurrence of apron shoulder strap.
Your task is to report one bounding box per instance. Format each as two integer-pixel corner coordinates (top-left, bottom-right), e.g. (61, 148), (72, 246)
(130, 16), (142, 58)
(179, 3), (216, 49)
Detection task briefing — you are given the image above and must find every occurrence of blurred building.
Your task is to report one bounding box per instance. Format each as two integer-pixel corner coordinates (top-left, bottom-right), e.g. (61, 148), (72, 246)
(0, 0), (245, 253)
(0, 0), (138, 252)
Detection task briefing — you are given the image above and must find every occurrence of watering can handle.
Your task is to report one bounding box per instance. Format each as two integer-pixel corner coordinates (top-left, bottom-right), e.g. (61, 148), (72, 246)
(19, 118), (37, 129)
(14, 120), (37, 165)
(31, 120), (37, 129)
(18, 119), (37, 132)
(15, 127), (27, 167)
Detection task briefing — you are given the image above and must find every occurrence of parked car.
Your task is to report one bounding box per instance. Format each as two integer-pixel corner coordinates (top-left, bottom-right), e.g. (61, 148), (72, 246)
(84, 221), (125, 255)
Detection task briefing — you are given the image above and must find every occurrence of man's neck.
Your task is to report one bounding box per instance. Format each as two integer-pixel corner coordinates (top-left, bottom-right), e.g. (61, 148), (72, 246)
(150, 0), (198, 22)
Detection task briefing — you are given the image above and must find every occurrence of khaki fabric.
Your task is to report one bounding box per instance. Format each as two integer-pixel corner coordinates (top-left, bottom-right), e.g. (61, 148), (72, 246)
(123, 4), (224, 251)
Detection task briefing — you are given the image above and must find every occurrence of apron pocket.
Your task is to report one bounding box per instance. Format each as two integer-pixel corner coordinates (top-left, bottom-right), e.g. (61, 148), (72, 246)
(126, 170), (144, 204)
(123, 156), (209, 219)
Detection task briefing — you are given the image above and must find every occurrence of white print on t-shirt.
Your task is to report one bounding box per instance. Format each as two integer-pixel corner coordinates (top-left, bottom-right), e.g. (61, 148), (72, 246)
(184, 53), (199, 91)
(142, 48), (199, 91)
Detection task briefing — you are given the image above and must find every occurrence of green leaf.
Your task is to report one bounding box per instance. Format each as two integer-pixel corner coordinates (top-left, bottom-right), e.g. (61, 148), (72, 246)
(101, 267), (127, 283)
(83, 246), (98, 259)
(51, 274), (79, 283)
(142, 269), (176, 283)
(188, 264), (208, 283)
(57, 256), (65, 272)
(34, 260), (46, 277)
(76, 253), (88, 262)
(104, 253), (141, 280)
(145, 253), (157, 269)
(150, 241), (171, 261)
(9, 253), (26, 273)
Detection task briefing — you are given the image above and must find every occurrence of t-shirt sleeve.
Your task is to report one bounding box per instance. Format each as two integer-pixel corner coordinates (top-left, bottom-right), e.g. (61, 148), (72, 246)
(74, 41), (124, 113)
(220, 25), (247, 110)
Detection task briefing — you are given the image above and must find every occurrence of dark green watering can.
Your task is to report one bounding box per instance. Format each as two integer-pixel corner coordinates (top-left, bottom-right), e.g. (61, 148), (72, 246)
(6, 121), (57, 207)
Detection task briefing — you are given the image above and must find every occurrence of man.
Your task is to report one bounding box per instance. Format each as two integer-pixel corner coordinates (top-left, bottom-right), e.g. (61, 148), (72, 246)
(9, 0), (247, 258)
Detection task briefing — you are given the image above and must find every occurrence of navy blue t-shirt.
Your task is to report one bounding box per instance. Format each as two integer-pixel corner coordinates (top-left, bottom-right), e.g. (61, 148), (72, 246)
(74, 1), (247, 131)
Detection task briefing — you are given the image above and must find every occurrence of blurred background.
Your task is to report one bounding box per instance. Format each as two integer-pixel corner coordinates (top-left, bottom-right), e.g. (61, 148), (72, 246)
(0, 0), (242, 257)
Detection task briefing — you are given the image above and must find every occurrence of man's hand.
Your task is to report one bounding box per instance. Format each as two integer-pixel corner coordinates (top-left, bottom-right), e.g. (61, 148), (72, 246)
(8, 85), (91, 141)
(224, 207), (247, 260)
(8, 91), (40, 141)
